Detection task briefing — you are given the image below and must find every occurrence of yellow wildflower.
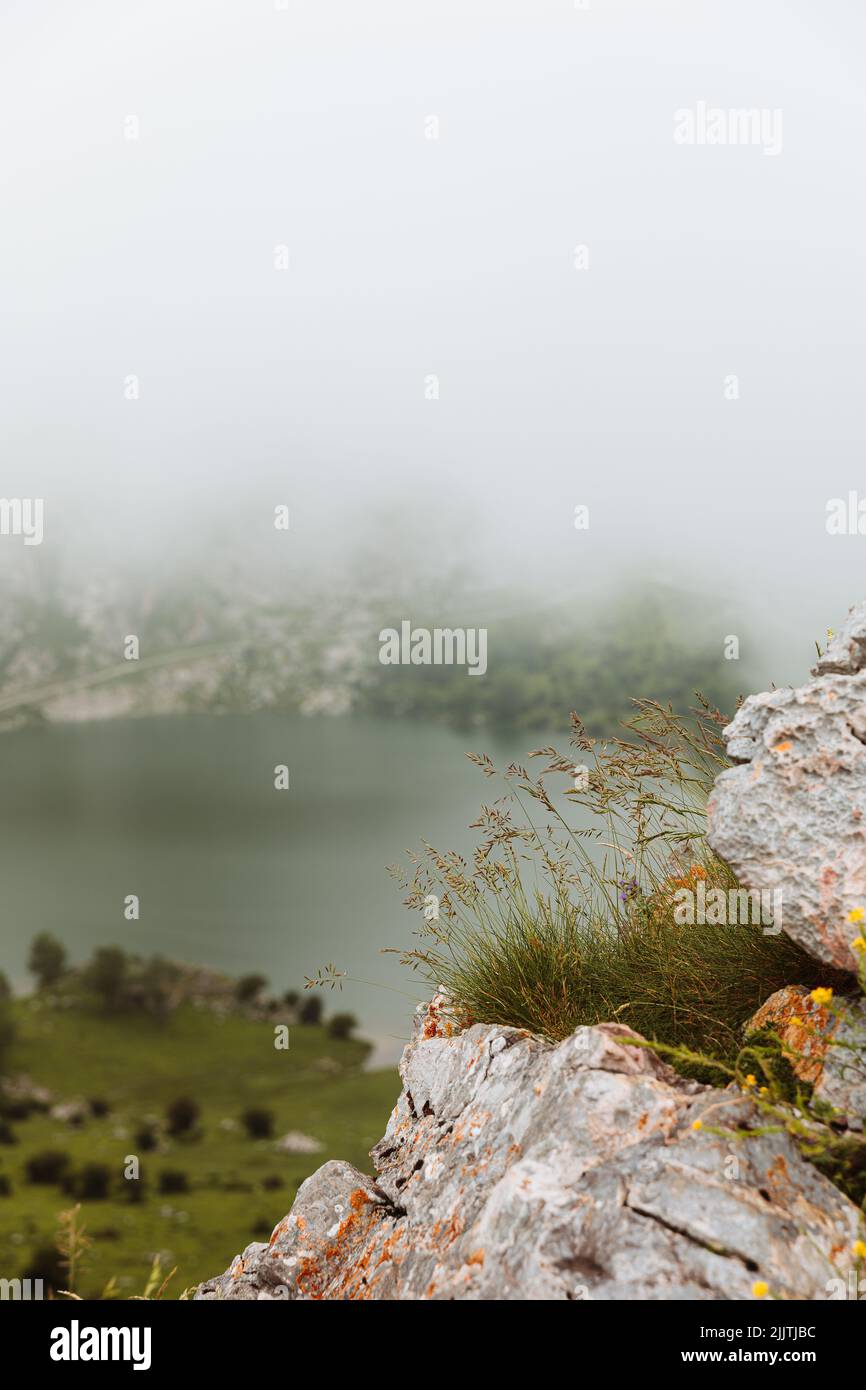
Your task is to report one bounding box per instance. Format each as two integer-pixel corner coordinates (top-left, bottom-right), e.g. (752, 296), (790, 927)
(752, 1281), (769, 1299)
(848, 908), (865, 924)
(743, 1074), (757, 1088)
(854, 1240), (866, 1260)
(691, 1119), (703, 1132)
(810, 988), (833, 1006)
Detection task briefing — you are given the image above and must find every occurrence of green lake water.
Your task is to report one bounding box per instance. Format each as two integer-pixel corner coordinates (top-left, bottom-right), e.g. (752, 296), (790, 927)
(0, 713), (572, 1060)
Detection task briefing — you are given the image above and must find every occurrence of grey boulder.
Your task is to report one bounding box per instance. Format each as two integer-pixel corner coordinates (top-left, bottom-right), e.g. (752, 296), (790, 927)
(195, 1002), (863, 1301)
(707, 599), (866, 971)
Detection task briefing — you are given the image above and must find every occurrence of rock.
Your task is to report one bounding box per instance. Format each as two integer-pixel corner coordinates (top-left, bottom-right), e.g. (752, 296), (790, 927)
(0, 1074), (52, 1110)
(746, 985), (866, 1129)
(274, 1131), (324, 1155)
(49, 1098), (90, 1127)
(814, 605), (866, 675)
(195, 1004), (864, 1301)
(707, 599), (866, 970)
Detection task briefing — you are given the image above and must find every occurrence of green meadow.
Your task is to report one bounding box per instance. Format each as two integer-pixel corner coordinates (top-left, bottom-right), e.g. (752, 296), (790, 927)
(0, 1000), (397, 1298)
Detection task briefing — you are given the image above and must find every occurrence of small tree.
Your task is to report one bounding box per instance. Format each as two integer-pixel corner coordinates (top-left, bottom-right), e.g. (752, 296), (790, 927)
(299, 994), (323, 1025)
(133, 1123), (159, 1153)
(70, 1163), (112, 1200)
(241, 1107), (274, 1139)
(138, 956), (179, 1018)
(85, 948), (128, 1010)
(327, 1012), (357, 1041)
(282, 990), (300, 1007)
(236, 974), (268, 1004)
(165, 1097), (200, 1137)
(158, 1169), (189, 1194)
(0, 1003), (15, 1069)
(27, 933), (67, 990)
(25, 1150), (71, 1184)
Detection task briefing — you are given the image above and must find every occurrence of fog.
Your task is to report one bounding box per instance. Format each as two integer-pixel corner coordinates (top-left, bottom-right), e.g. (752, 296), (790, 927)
(2, 0), (865, 685)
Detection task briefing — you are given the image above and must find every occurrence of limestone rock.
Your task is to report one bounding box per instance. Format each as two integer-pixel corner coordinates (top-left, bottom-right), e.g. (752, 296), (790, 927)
(707, 600), (866, 970)
(274, 1130), (324, 1155)
(814, 604), (866, 676)
(195, 1004), (863, 1301)
(747, 985), (866, 1129)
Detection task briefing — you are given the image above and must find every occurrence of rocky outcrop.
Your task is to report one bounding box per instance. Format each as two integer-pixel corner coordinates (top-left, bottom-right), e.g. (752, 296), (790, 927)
(195, 1001), (864, 1301)
(707, 599), (866, 971)
(747, 985), (866, 1130)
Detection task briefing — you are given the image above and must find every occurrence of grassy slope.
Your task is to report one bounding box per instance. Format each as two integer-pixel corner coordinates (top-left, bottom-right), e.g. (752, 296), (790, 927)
(0, 1000), (398, 1297)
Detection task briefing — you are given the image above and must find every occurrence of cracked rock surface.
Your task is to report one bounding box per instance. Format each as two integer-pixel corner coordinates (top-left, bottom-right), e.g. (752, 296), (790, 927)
(195, 1001), (863, 1300)
(707, 599), (866, 970)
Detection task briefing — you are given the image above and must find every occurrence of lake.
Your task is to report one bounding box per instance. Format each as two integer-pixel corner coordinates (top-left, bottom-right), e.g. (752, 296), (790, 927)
(0, 713), (572, 1061)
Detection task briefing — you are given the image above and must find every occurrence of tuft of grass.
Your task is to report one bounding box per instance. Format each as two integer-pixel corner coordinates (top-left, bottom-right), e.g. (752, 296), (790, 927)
(389, 698), (856, 1073)
(408, 899), (849, 1071)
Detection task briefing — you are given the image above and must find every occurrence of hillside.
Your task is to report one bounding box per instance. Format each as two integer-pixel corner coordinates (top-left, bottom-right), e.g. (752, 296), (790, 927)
(0, 999), (397, 1297)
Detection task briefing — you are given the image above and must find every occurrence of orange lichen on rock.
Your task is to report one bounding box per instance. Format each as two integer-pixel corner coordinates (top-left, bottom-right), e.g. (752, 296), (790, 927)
(746, 984), (837, 1086)
(420, 993), (463, 1040)
(762, 1153), (796, 1207)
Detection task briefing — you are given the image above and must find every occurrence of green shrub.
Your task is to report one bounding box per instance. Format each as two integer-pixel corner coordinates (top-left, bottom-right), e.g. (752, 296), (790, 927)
(165, 1097), (200, 1137)
(299, 995), (323, 1026)
(67, 1163), (112, 1200)
(241, 1107), (274, 1139)
(27, 932), (66, 989)
(85, 947), (128, 1010)
(327, 1012), (357, 1041)
(26, 1150), (71, 1184)
(133, 1124), (159, 1153)
(158, 1169), (189, 1194)
(236, 974), (268, 1004)
(22, 1242), (65, 1292)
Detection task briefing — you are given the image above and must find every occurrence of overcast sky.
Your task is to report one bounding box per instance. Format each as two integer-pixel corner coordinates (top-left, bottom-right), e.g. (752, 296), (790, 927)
(1, 0), (865, 680)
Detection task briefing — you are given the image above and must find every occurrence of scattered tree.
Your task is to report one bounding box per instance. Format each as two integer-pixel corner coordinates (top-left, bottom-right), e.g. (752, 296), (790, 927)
(241, 1107), (274, 1139)
(133, 1124), (159, 1153)
(158, 1169), (189, 1194)
(68, 1163), (111, 1200)
(85, 947), (128, 1010)
(327, 1012), (358, 1041)
(165, 1097), (200, 1137)
(25, 1150), (71, 1185)
(236, 974), (268, 1004)
(299, 995), (323, 1025)
(27, 933), (66, 989)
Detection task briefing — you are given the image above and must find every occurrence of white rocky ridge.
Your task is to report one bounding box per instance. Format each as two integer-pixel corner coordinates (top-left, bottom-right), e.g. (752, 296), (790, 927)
(195, 1003), (863, 1301)
(708, 598), (866, 969)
